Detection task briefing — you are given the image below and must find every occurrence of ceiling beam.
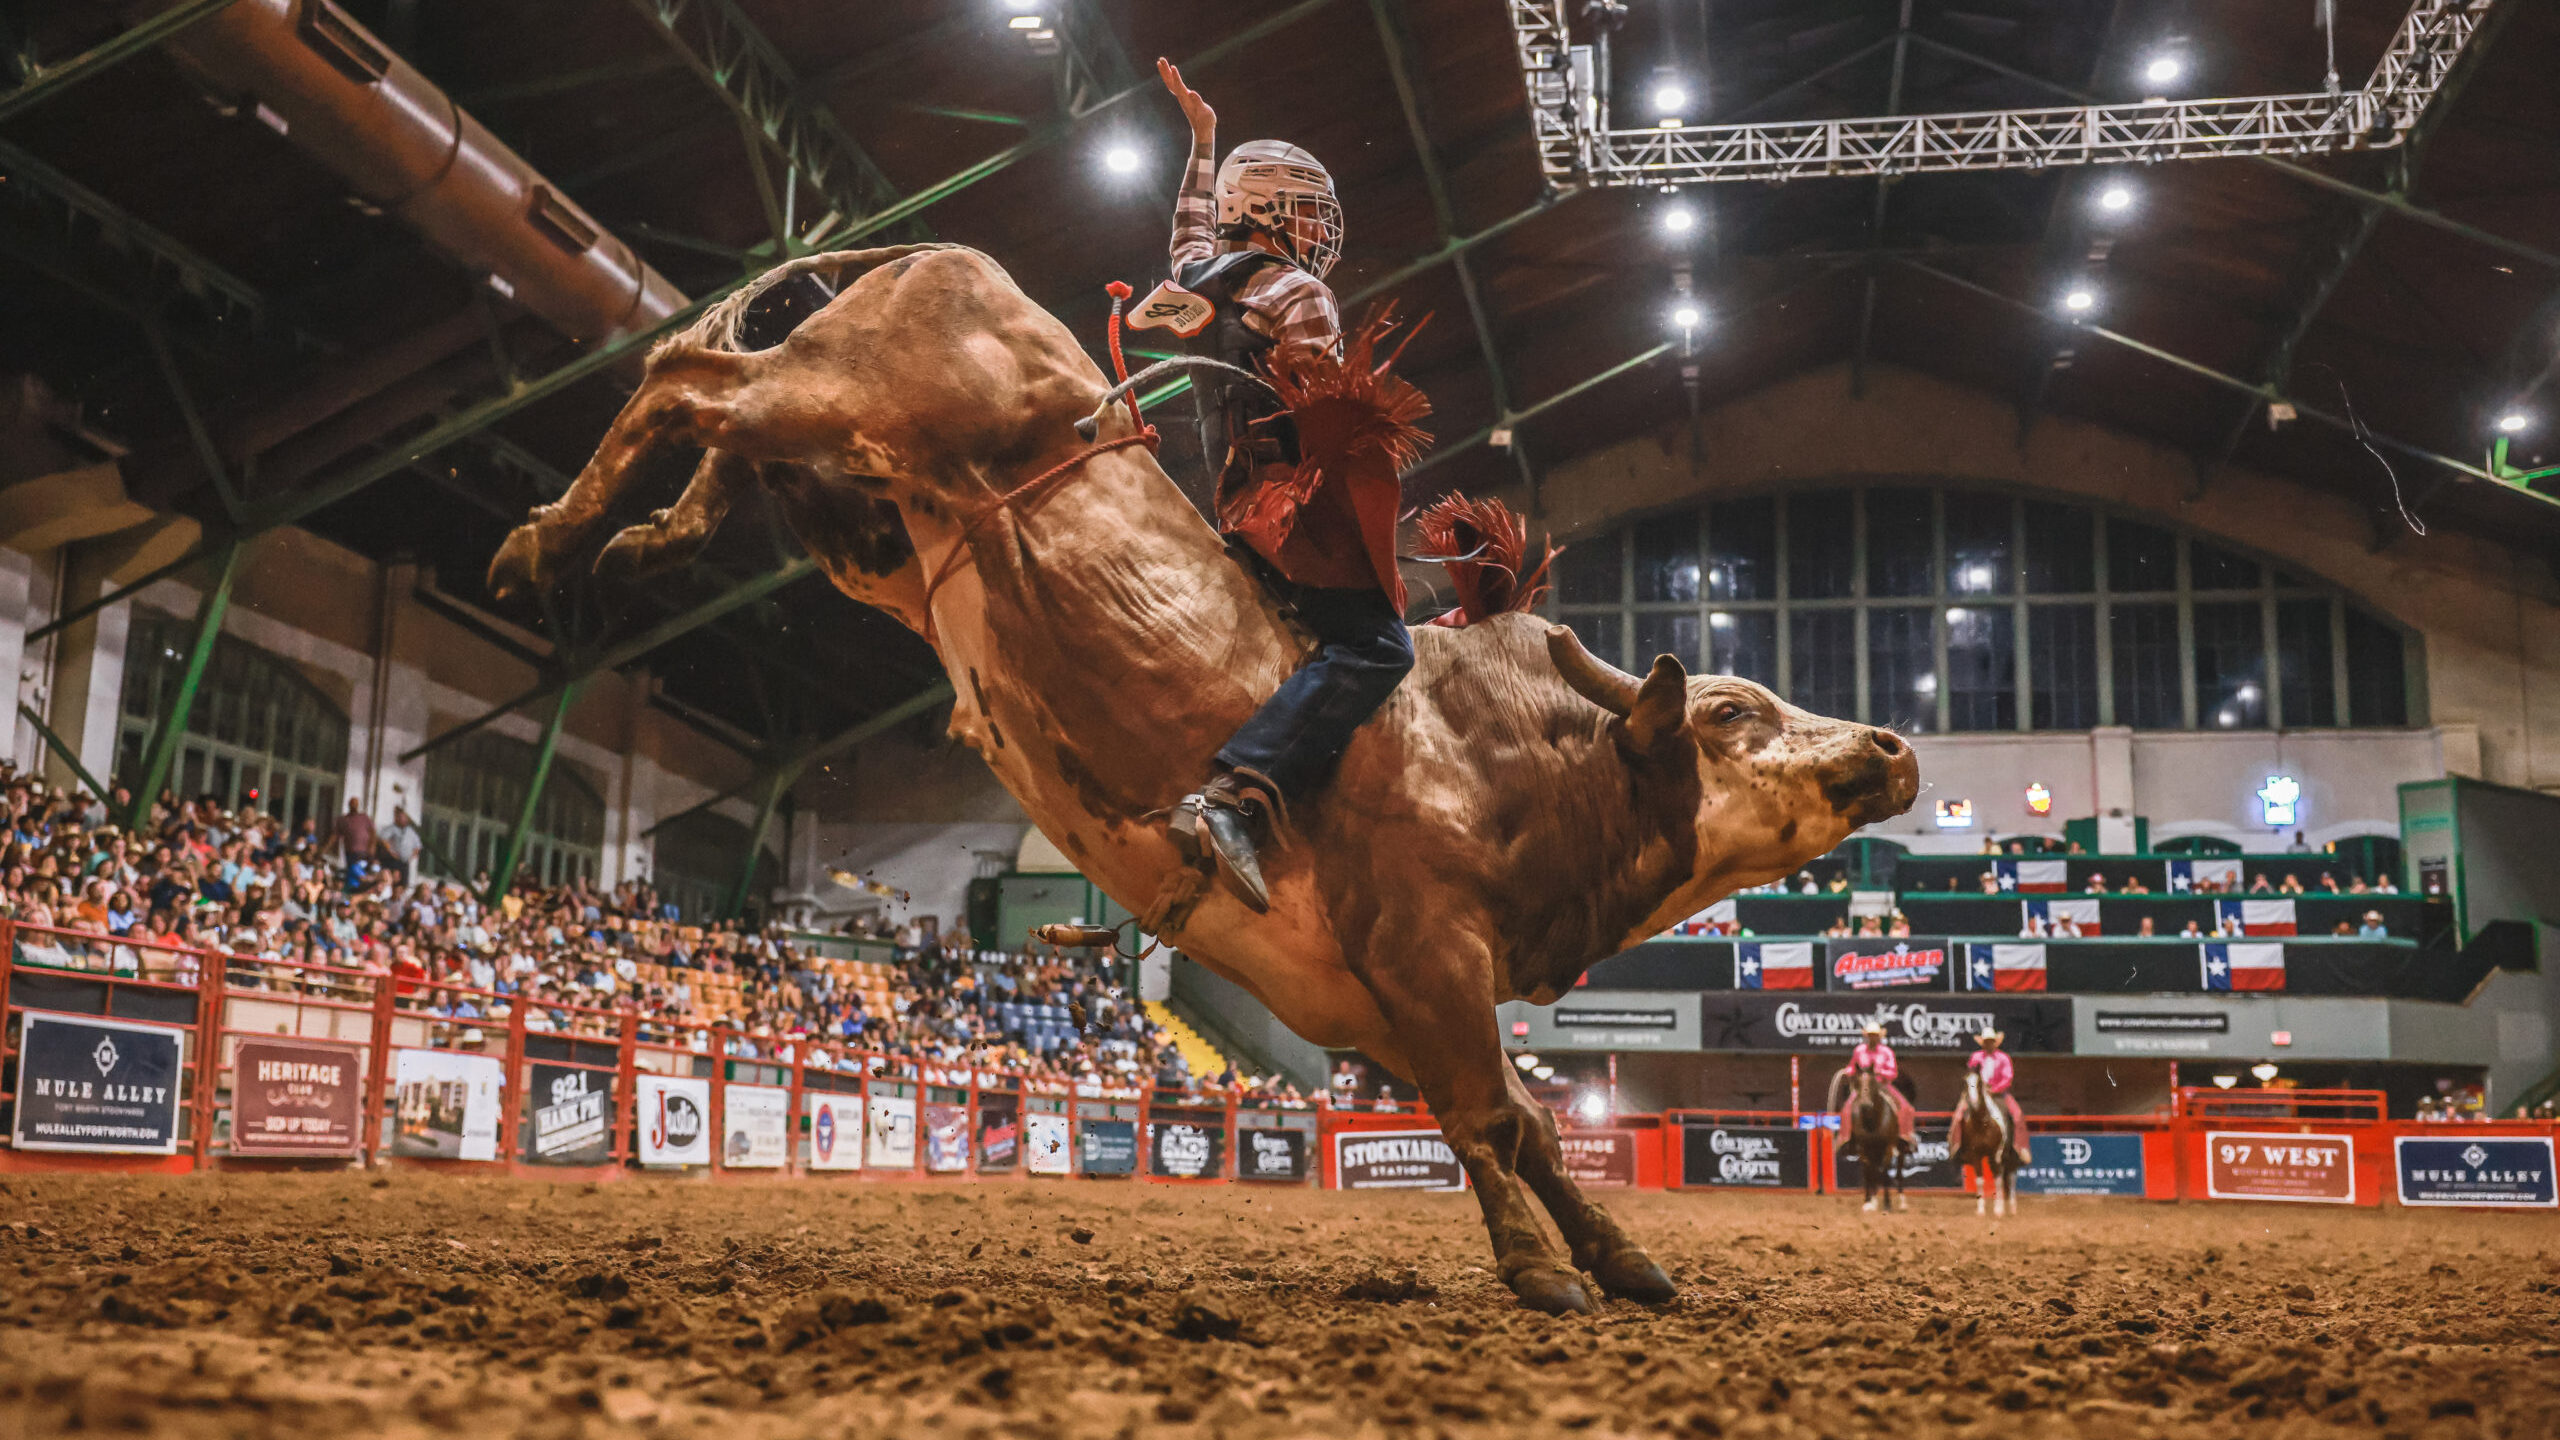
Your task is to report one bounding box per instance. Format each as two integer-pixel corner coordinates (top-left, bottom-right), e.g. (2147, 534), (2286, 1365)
(0, 0), (242, 123)
(641, 680), (954, 837)
(1367, 0), (1537, 499)
(1849, 0), (1916, 401)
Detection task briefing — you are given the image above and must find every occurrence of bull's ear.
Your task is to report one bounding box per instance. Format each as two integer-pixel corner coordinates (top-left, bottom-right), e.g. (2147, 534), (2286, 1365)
(1622, 654), (1693, 754)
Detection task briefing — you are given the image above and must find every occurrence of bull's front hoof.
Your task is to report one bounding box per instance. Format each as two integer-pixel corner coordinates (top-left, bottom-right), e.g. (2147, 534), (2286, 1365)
(1590, 1249), (1677, 1305)
(1506, 1263), (1596, 1316)
(487, 523), (550, 601)
(593, 524), (665, 583)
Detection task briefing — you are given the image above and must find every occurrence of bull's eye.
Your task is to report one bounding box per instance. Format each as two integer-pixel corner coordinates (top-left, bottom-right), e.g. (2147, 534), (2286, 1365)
(1710, 700), (1749, 726)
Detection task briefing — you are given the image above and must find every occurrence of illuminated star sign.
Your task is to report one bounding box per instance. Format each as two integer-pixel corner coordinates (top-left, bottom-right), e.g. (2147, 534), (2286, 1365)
(2257, 775), (2301, 828)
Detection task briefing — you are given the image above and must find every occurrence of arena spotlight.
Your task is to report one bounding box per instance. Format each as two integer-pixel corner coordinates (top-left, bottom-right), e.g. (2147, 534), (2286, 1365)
(2142, 54), (2184, 86)
(2096, 182), (2134, 215)
(1102, 142), (1141, 175)
(1672, 302), (1703, 331)
(1661, 203), (1696, 236)
(2496, 411), (2531, 433)
(1007, 13), (1043, 28)
(1574, 1092), (1609, 1125)
(2062, 287), (2096, 314)
(1651, 79), (1689, 126)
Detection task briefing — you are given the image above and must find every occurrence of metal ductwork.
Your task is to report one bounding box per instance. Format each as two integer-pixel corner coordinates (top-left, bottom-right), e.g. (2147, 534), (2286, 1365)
(146, 0), (685, 346)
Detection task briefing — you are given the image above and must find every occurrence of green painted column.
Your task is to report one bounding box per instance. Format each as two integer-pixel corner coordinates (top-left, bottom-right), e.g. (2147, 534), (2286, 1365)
(122, 544), (243, 830)
(720, 762), (795, 920)
(486, 678), (583, 904)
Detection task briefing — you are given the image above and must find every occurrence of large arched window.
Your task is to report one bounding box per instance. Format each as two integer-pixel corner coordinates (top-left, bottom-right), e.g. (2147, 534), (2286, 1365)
(1548, 486), (2419, 732)
(117, 618), (349, 828)
(420, 731), (605, 886)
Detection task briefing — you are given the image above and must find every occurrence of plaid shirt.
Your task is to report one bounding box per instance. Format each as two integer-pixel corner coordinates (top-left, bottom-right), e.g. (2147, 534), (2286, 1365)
(1171, 138), (1340, 361)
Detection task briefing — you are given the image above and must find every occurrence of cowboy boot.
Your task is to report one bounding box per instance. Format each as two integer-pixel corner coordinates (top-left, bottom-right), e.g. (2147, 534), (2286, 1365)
(1168, 772), (1274, 912)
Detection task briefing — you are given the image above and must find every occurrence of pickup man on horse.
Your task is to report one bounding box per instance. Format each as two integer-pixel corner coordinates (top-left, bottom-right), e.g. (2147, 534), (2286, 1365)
(1965, 1028), (2031, 1163)
(1149, 58), (1414, 913)
(1829, 1021), (1917, 1143)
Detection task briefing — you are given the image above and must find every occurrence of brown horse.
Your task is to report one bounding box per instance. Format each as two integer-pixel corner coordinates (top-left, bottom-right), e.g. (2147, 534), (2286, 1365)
(1950, 1071), (2022, 1217)
(1843, 1068), (1910, 1213)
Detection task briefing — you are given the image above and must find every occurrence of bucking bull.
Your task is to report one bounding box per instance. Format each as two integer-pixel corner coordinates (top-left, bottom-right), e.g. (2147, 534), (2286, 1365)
(489, 244), (1919, 1314)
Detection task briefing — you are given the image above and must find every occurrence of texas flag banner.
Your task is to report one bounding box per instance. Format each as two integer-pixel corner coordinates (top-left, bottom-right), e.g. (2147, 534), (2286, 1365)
(2203, 942), (2287, 992)
(1737, 941), (1815, 990)
(1964, 943), (2048, 992)
(2216, 899), (2297, 936)
(1672, 897), (1739, 937)
(2021, 898), (2101, 936)
(1992, 859), (2069, 893)
(2168, 857), (2245, 894)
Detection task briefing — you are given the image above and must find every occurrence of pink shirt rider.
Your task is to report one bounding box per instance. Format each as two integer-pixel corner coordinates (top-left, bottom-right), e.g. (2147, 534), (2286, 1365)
(1848, 1038), (1898, 1081)
(1967, 1047), (2015, 1093)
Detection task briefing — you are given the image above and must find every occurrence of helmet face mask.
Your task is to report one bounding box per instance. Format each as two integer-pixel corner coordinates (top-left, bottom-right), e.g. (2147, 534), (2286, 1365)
(1215, 140), (1343, 279)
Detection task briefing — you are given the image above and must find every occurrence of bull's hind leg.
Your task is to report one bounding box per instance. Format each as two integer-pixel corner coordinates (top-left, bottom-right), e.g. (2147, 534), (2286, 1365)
(594, 449), (748, 582)
(489, 345), (758, 599)
(1502, 1064), (1675, 1303)
(1350, 930), (1594, 1315)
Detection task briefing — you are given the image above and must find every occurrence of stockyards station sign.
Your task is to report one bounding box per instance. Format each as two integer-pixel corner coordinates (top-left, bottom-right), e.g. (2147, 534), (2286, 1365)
(13, 1011), (186, 1154)
(1698, 994), (2074, 1054)
(2395, 1135), (2557, 1208)
(1333, 1129), (1468, 1191)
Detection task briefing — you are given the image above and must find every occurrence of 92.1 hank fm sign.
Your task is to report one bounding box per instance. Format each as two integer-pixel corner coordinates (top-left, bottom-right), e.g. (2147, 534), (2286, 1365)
(12, 1011), (184, 1154)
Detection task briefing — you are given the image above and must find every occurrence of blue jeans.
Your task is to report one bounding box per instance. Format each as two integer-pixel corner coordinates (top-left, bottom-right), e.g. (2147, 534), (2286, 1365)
(1215, 574), (1413, 803)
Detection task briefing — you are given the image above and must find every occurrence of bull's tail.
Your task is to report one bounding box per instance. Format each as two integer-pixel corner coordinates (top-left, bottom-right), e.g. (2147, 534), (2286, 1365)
(674, 242), (970, 355)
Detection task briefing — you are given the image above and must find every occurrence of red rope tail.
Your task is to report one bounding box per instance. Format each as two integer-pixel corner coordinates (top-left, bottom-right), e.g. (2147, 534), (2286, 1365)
(1104, 281), (1145, 434)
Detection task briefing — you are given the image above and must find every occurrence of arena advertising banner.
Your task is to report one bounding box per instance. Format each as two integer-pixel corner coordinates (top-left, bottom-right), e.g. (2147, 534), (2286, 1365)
(977, 1094), (1020, 1171)
(804, 1091), (863, 1172)
(392, 1048), (503, 1161)
(1825, 937), (1950, 992)
(524, 1063), (613, 1166)
(1679, 1122), (1811, 1189)
(1148, 1109), (1227, 1179)
(2394, 1136), (2558, 1209)
(1332, 1128), (1468, 1191)
(1559, 1129), (1639, 1188)
(866, 1092), (918, 1169)
(722, 1083), (791, 1169)
(923, 1102), (971, 1173)
(1237, 1126), (1310, 1182)
(1504, 991), (1701, 1052)
(229, 1036), (362, 1158)
(2204, 1130), (2356, 1204)
(1079, 1118), (1139, 1175)
(1698, 994), (2074, 1054)
(636, 1074), (711, 1166)
(2017, 1133), (2146, 1196)
(12, 1011), (185, 1155)
(1024, 1112), (1073, 1175)
(1833, 1135), (1965, 1192)
(2079, 1001), (2387, 1060)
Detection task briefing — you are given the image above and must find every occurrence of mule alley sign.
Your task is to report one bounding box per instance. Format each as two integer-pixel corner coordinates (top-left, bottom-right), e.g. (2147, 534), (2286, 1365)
(13, 1012), (184, 1154)
(2204, 1131), (2356, 1204)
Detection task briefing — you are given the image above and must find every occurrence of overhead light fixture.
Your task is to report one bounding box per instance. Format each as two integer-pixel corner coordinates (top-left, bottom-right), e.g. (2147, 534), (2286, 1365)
(2097, 183), (2134, 214)
(1574, 1092), (1609, 1125)
(2211, 1074), (2239, 1089)
(1513, 1052), (1540, 1070)
(1652, 81), (1689, 115)
(1672, 303), (1703, 330)
(1007, 14), (1044, 29)
(2143, 55), (2184, 86)
(1102, 143), (1141, 175)
(2250, 1062), (2280, 1083)
(2496, 412), (2531, 433)
(1532, 1065), (1555, 1081)
(1026, 27), (1055, 40)
(1661, 203), (1695, 235)
(2063, 288), (2096, 313)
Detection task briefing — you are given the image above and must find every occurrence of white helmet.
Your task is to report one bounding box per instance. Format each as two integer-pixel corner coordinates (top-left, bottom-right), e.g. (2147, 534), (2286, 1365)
(1215, 140), (1343, 280)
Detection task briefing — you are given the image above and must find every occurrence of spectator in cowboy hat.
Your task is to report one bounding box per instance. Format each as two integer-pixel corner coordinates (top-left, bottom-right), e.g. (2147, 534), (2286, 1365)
(2357, 910), (2388, 939)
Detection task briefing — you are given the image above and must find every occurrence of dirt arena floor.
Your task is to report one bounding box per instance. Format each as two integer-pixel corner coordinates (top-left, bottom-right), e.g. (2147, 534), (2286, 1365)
(3, 1171), (2556, 1439)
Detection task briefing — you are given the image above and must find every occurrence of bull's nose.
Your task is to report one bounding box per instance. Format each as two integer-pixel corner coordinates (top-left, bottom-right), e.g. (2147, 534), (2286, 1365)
(1868, 727), (1904, 758)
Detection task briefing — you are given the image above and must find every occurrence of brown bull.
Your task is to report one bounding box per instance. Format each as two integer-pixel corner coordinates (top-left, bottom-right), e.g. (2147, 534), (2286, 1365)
(490, 244), (1919, 1314)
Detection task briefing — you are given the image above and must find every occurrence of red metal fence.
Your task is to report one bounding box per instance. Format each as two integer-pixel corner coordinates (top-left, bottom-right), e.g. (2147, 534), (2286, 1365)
(5, 922), (2553, 1206)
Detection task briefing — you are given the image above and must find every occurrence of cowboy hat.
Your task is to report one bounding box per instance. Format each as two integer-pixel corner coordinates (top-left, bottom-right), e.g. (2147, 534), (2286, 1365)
(1860, 1021), (1887, 1036)
(1974, 1028), (2005, 1044)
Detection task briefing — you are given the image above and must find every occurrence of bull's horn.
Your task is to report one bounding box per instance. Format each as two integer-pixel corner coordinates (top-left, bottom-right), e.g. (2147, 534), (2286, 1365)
(1546, 625), (1641, 715)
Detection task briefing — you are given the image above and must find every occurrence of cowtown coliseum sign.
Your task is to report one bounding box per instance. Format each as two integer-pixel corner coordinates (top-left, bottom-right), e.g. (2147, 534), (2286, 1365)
(1698, 994), (2074, 1054)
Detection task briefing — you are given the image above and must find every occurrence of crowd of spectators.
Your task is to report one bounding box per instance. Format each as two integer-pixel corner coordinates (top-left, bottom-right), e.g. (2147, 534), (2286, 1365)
(0, 764), (1289, 1100)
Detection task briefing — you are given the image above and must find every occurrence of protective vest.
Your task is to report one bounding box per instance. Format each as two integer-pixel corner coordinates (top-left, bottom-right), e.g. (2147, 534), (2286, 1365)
(1128, 251), (1297, 521)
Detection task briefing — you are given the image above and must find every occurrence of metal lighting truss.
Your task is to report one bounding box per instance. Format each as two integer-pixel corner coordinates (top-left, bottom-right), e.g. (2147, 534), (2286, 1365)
(1508, 0), (2492, 186)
